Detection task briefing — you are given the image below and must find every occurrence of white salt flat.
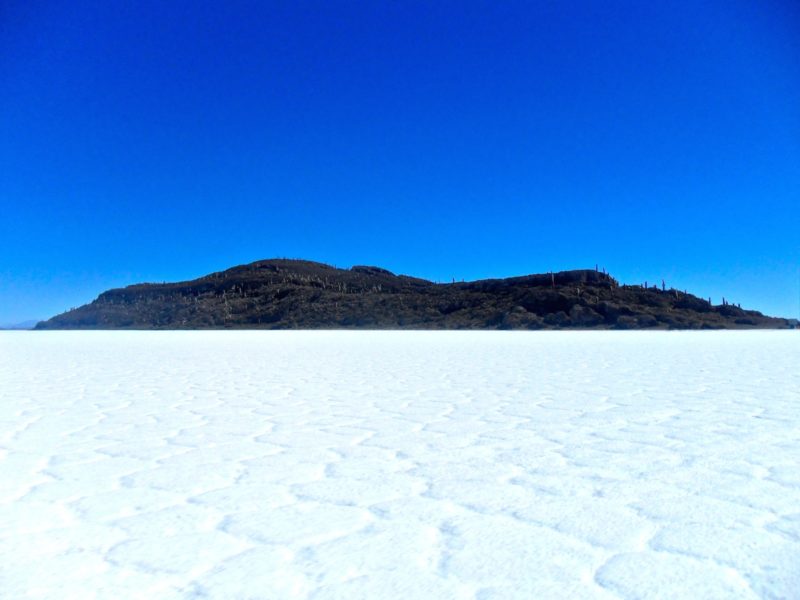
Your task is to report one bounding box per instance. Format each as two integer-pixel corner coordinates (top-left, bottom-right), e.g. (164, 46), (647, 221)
(0, 330), (798, 599)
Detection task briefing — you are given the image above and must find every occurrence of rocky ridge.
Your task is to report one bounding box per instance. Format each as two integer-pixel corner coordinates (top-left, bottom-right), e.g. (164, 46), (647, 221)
(36, 259), (789, 330)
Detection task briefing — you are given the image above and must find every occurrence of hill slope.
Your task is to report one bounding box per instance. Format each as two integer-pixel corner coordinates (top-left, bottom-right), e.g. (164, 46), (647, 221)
(36, 259), (789, 330)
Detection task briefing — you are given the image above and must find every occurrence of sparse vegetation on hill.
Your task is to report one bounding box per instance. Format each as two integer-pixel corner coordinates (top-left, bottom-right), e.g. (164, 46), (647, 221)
(36, 259), (789, 330)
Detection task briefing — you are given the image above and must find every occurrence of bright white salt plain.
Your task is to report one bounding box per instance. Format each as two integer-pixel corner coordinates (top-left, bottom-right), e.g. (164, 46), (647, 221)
(1, 331), (799, 599)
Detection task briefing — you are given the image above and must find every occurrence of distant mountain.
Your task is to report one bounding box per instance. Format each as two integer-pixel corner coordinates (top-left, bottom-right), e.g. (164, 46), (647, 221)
(1, 319), (42, 330)
(36, 259), (790, 330)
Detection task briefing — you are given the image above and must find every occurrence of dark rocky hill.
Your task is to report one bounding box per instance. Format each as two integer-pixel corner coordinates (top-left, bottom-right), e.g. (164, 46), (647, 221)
(36, 259), (789, 330)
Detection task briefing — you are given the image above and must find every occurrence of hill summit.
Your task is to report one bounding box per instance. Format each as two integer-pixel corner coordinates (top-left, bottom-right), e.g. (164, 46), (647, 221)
(36, 259), (789, 330)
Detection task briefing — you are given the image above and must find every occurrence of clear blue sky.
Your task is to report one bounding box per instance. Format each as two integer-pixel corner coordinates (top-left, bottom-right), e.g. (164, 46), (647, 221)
(2, 0), (799, 324)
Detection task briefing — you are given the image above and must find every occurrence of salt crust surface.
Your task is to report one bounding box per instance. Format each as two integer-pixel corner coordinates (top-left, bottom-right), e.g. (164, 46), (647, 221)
(1, 330), (798, 599)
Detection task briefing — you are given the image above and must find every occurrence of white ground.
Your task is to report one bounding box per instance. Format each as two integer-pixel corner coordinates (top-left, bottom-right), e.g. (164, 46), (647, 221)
(0, 331), (798, 599)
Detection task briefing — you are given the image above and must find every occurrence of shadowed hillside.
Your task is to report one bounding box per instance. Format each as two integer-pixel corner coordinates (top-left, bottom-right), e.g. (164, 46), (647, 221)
(36, 259), (789, 330)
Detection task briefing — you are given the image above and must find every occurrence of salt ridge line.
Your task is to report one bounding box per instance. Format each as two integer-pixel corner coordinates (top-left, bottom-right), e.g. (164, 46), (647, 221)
(0, 331), (798, 598)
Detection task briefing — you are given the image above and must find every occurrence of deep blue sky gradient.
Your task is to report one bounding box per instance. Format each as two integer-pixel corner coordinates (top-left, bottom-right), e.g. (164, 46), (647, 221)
(2, 0), (799, 323)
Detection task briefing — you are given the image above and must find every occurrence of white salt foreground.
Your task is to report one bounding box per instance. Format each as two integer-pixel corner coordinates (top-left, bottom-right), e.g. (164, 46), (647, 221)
(1, 331), (798, 599)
